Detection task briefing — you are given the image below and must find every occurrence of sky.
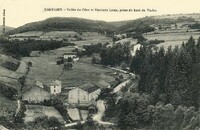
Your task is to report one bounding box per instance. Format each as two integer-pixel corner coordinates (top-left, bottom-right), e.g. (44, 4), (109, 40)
(0, 0), (199, 27)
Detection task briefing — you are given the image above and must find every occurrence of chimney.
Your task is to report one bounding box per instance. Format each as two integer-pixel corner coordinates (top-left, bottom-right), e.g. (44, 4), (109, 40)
(3, 9), (5, 34)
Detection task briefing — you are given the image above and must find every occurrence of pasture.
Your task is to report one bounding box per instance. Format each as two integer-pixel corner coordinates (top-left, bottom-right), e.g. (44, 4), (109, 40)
(22, 45), (124, 89)
(144, 32), (200, 49)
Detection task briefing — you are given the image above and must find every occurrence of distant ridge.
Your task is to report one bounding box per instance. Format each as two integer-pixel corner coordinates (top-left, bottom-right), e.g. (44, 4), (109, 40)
(6, 13), (200, 35)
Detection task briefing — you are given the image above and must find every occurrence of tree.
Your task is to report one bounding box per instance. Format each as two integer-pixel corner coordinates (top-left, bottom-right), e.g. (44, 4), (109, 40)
(47, 117), (62, 129)
(63, 63), (73, 70)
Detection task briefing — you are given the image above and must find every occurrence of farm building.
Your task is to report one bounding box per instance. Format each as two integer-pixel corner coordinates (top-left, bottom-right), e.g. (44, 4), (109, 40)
(22, 81), (50, 103)
(30, 51), (41, 57)
(94, 80), (111, 89)
(63, 52), (77, 59)
(68, 82), (101, 105)
(22, 80), (63, 103)
(50, 80), (61, 95)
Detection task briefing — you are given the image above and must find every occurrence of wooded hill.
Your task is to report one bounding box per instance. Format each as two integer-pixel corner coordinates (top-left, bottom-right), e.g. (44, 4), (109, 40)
(7, 13), (200, 35)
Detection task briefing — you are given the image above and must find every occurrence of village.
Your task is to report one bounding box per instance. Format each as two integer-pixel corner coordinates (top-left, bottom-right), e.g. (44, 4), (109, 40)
(5, 30), (136, 129)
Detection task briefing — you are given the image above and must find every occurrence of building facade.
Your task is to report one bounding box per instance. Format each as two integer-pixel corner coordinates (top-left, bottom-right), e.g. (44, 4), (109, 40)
(50, 80), (61, 95)
(68, 82), (101, 105)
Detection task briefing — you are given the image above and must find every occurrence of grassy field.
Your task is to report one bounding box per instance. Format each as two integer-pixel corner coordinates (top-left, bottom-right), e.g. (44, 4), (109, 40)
(9, 31), (44, 37)
(24, 105), (64, 123)
(144, 32), (200, 49)
(0, 54), (21, 88)
(73, 33), (113, 47)
(22, 45), (125, 89)
(41, 31), (78, 37)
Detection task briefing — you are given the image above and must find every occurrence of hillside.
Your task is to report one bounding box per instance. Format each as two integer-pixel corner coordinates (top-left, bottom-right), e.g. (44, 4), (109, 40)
(0, 26), (14, 35)
(5, 13), (200, 36)
(6, 17), (117, 35)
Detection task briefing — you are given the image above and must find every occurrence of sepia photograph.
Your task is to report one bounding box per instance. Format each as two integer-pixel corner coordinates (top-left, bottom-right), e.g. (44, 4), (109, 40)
(0, 0), (200, 129)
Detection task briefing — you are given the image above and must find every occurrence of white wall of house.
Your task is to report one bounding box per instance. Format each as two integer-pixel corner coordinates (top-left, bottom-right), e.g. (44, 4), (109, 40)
(22, 87), (50, 103)
(68, 88), (89, 104)
(50, 85), (61, 94)
(63, 54), (76, 59)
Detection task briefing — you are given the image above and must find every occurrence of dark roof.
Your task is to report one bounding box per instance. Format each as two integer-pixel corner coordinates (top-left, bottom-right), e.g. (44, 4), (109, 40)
(63, 52), (76, 55)
(79, 82), (100, 93)
(94, 80), (110, 89)
(22, 81), (50, 93)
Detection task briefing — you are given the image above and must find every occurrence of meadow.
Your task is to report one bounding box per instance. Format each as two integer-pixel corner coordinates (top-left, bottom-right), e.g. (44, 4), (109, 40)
(144, 32), (200, 49)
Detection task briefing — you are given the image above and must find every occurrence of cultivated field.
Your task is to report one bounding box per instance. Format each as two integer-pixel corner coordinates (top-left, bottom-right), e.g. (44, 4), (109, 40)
(24, 105), (64, 123)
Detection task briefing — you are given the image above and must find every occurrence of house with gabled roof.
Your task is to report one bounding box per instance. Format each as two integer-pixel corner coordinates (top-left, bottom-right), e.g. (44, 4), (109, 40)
(68, 82), (101, 105)
(22, 80), (62, 103)
(22, 81), (51, 103)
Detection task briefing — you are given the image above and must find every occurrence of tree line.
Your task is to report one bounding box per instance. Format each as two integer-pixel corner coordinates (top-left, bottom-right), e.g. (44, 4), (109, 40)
(0, 38), (75, 57)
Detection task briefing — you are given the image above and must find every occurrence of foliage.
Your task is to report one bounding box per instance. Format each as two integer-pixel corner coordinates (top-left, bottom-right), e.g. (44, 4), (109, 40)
(52, 99), (72, 123)
(83, 43), (104, 56)
(63, 62), (73, 70)
(100, 42), (132, 66)
(130, 36), (200, 108)
(14, 102), (26, 124)
(0, 39), (75, 57)
(0, 83), (18, 99)
(189, 23), (200, 29)
(7, 17), (116, 35)
(26, 116), (63, 130)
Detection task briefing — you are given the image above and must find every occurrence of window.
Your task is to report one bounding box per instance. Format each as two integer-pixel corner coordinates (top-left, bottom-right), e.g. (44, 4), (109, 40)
(83, 95), (86, 100)
(54, 90), (56, 93)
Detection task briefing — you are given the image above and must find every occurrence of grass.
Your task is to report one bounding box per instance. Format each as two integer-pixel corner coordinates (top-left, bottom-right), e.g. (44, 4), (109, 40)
(144, 32), (200, 50)
(73, 33), (113, 47)
(22, 45), (124, 89)
(24, 105), (64, 123)
(42, 31), (78, 37)
(10, 31), (44, 37)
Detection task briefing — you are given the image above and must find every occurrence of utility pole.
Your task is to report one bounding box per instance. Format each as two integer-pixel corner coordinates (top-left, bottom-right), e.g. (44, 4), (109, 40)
(3, 9), (5, 35)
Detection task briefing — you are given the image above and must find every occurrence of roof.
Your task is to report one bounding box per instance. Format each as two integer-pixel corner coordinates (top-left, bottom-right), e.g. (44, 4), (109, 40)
(88, 99), (97, 106)
(78, 82), (100, 93)
(23, 81), (50, 93)
(94, 80), (110, 89)
(36, 81), (43, 88)
(63, 52), (76, 55)
(50, 80), (61, 86)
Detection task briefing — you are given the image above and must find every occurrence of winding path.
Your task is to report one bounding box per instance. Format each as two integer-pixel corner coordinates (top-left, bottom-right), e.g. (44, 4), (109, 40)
(92, 100), (115, 125)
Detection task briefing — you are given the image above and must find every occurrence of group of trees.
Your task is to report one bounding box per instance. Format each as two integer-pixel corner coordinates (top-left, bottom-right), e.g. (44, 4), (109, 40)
(26, 116), (63, 130)
(116, 92), (200, 130)
(102, 36), (200, 129)
(100, 42), (132, 66)
(130, 36), (200, 107)
(115, 36), (200, 129)
(0, 83), (18, 99)
(0, 38), (75, 57)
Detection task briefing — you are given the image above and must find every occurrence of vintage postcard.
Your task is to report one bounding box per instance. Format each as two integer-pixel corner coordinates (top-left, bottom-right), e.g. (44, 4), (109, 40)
(0, 0), (200, 130)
